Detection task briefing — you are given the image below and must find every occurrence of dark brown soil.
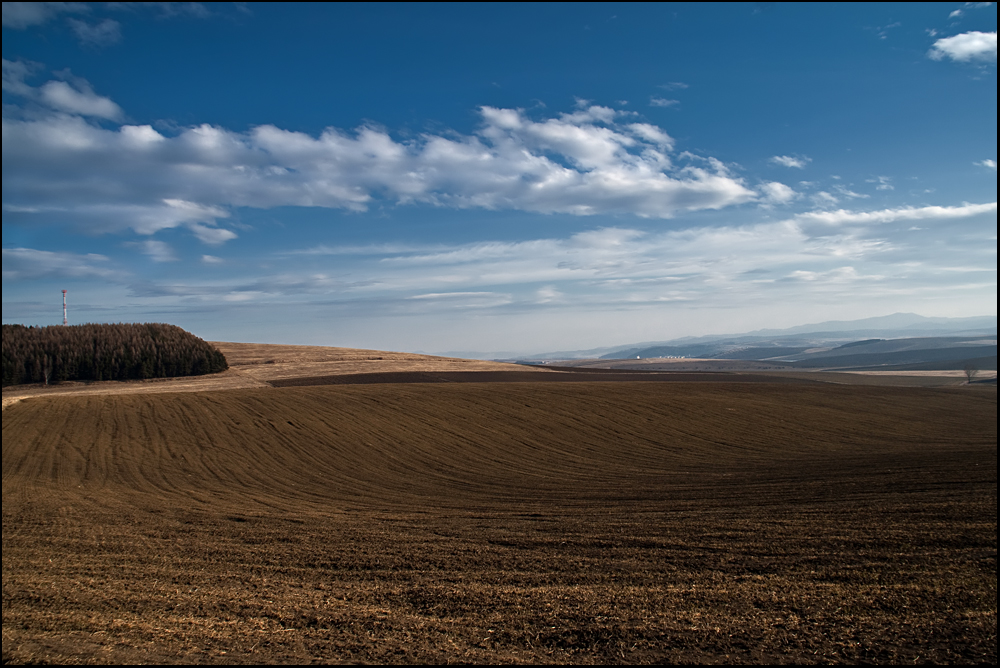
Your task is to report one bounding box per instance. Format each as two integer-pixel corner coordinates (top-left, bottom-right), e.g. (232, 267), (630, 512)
(3, 382), (996, 664)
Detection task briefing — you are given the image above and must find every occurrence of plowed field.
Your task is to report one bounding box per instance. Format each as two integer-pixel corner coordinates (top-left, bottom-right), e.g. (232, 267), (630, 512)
(3, 382), (996, 664)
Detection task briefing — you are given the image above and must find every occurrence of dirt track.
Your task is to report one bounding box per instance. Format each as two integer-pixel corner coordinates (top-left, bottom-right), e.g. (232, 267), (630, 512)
(3, 380), (996, 664)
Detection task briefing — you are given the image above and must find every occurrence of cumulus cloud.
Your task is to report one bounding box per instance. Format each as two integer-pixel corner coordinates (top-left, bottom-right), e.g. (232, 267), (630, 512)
(928, 31), (997, 63)
(3, 79), (761, 244)
(770, 155), (811, 169)
(977, 158), (997, 170)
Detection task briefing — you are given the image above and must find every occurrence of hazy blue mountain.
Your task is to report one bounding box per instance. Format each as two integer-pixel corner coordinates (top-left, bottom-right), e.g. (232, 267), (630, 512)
(485, 313), (996, 362)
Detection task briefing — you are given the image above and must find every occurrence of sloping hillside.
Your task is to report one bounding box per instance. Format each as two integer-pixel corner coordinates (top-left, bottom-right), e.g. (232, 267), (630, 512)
(3, 382), (995, 663)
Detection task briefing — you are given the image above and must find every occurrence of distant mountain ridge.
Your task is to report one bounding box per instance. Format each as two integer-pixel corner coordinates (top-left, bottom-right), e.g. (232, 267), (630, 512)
(498, 313), (997, 365)
(732, 313), (997, 338)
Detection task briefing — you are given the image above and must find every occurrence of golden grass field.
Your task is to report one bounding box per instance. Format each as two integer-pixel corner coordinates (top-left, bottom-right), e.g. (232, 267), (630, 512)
(2, 343), (996, 663)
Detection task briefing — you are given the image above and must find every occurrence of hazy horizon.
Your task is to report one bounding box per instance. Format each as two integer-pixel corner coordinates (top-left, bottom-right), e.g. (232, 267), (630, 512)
(3, 4), (996, 353)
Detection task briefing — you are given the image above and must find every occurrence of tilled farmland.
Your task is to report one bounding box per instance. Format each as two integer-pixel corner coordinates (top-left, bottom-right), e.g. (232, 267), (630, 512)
(2, 381), (996, 664)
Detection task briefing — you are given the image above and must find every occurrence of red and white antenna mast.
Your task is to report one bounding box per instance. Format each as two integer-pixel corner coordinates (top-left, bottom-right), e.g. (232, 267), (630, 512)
(62, 289), (68, 326)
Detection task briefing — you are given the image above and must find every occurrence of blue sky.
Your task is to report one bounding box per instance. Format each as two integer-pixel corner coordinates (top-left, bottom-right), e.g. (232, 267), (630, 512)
(3, 2), (996, 355)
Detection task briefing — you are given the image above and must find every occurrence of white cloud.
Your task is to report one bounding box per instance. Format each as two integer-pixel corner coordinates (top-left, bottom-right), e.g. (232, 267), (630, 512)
(770, 155), (811, 169)
(627, 123), (675, 149)
(760, 181), (798, 204)
(977, 159), (997, 170)
(190, 224), (238, 245)
(201, 255), (224, 264)
(3, 93), (760, 244)
(928, 31), (997, 63)
(792, 201), (997, 229)
(4, 64), (124, 120)
(38, 80), (123, 120)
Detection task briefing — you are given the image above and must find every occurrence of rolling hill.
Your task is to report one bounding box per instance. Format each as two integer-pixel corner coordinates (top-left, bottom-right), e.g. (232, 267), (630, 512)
(3, 372), (996, 663)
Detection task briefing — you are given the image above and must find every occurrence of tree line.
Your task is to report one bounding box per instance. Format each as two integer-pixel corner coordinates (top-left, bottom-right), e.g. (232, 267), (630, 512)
(2, 323), (228, 387)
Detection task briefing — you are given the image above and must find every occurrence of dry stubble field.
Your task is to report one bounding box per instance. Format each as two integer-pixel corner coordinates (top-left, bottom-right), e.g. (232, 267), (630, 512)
(2, 366), (997, 663)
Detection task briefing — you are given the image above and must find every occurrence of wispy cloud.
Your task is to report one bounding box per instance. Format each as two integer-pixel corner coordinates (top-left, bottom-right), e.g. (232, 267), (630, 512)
(1, 2), (88, 29)
(867, 175), (894, 190)
(167, 202), (994, 313)
(3, 2), (217, 45)
(68, 18), (122, 47)
(136, 240), (177, 262)
(833, 184), (869, 199)
(977, 158), (997, 170)
(873, 22), (902, 40)
(1, 247), (121, 280)
(792, 201), (997, 229)
(811, 191), (839, 207)
(408, 291), (513, 309)
(649, 97), (680, 108)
